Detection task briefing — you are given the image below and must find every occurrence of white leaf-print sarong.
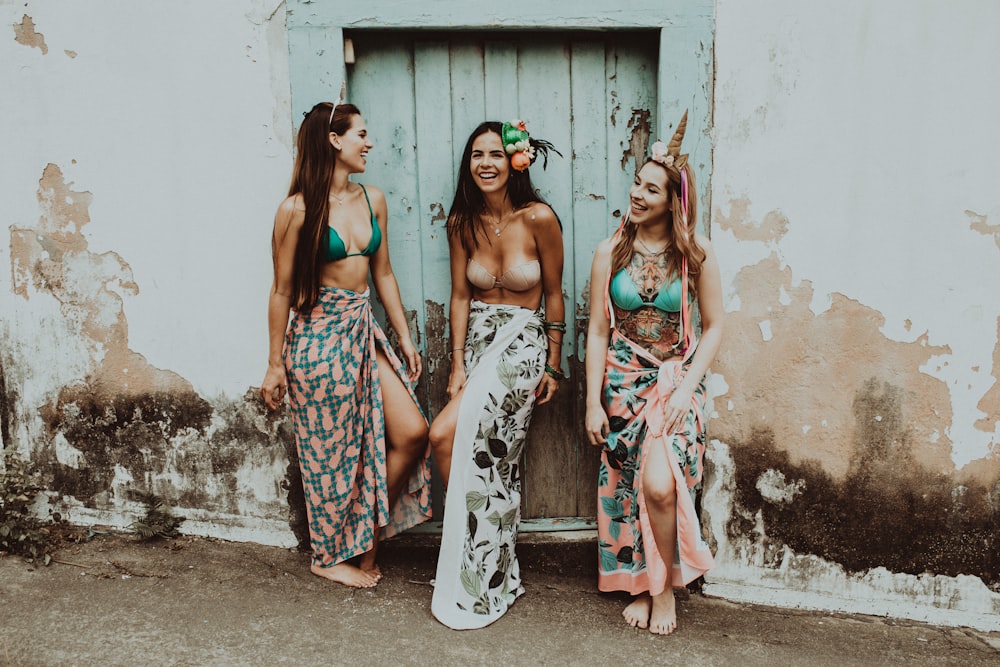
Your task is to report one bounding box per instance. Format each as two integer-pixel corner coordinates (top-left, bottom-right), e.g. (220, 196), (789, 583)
(432, 301), (545, 629)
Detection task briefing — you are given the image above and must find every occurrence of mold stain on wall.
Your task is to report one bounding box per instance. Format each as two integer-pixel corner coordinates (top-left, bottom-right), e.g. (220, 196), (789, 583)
(8, 164), (304, 544)
(712, 202), (1000, 589)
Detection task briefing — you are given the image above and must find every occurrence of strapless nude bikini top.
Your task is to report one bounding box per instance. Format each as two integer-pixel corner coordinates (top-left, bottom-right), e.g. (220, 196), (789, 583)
(466, 258), (541, 292)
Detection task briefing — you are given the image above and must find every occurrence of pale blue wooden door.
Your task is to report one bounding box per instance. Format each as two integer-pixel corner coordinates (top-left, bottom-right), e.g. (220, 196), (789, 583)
(348, 31), (658, 520)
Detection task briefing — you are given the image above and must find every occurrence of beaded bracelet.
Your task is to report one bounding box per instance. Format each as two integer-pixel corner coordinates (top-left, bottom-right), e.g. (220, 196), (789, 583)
(544, 363), (566, 380)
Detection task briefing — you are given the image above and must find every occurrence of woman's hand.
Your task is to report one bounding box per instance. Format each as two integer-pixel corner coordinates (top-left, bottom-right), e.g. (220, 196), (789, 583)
(260, 365), (287, 411)
(585, 404), (609, 446)
(398, 337), (422, 382)
(446, 364), (467, 400)
(663, 384), (694, 434)
(534, 373), (559, 406)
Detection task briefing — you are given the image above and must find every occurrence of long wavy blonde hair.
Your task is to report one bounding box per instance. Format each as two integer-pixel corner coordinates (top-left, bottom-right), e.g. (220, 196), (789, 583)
(610, 161), (705, 294)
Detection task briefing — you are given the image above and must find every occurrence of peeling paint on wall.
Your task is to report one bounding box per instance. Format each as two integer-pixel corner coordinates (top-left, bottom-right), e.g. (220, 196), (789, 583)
(13, 14), (47, 55)
(709, 198), (1000, 612)
(621, 108), (651, 171)
(968, 210), (1000, 251)
(975, 318), (1000, 435)
(7, 164), (303, 547)
(716, 198), (789, 244)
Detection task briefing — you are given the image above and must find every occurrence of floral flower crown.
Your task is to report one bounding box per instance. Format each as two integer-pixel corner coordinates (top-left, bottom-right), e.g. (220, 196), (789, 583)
(501, 120), (560, 172)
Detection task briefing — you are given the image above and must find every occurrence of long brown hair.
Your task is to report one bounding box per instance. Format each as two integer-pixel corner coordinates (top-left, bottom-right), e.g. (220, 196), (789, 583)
(610, 161), (705, 293)
(283, 102), (361, 312)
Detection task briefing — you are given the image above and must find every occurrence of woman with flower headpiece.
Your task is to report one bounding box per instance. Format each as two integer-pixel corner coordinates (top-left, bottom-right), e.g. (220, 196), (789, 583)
(585, 111), (724, 635)
(260, 100), (432, 588)
(428, 120), (564, 629)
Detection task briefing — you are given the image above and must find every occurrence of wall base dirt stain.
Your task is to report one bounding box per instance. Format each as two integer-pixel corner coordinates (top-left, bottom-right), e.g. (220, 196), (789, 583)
(727, 413), (998, 588)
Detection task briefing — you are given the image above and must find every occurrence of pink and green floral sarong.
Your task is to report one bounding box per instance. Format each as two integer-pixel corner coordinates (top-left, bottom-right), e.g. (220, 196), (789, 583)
(284, 287), (432, 568)
(597, 256), (715, 596)
(432, 301), (546, 629)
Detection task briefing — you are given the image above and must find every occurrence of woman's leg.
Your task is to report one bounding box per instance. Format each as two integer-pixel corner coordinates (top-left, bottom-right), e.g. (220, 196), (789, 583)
(641, 434), (680, 636)
(427, 389), (465, 489)
(376, 350), (429, 507)
(357, 351), (429, 575)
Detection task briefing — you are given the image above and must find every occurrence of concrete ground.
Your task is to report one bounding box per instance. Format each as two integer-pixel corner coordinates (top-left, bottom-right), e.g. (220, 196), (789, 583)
(1, 532), (997, 667)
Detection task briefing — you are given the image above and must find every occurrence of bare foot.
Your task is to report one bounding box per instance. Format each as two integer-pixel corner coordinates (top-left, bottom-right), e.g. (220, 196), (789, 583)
(622, 593), (651, 629)
(358, 548), (382, 580)
(310, 562), (379, 588)
(649, 589), (677, 636)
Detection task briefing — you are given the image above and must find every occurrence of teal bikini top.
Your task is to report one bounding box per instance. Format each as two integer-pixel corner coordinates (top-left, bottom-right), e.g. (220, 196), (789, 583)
(609, 268), (685, 312)
(326, 184), (381, 262)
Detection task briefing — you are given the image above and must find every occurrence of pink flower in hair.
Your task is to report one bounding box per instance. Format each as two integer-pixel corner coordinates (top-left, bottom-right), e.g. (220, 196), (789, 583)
(650, 141), (674, 167)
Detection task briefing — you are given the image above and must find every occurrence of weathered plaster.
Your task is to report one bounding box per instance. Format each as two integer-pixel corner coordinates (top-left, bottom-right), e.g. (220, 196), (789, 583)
(6, 164), (302, 548)
(708, 0), (1000, 628)
(968, 210), (1000, 252)
(13, 14), (47, 54)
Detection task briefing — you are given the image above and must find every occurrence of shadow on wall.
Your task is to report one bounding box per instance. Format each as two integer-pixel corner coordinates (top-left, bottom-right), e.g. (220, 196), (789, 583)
(726, 378), (999, 589)
(6, 163), (309, 550)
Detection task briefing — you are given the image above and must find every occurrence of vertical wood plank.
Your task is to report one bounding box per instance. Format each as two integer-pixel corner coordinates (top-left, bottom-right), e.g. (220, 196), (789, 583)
(414, 41), (458, 518)
(449, 40), (486, 165)
(517, 35), (577, 519)
(349, 35), (424, 340)
(414, 41), (457, 416)
(484, 42), (519, 123)
(569, 39), (609, 519)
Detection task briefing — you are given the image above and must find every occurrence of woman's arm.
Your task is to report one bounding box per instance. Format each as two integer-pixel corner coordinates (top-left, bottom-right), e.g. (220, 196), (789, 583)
(662, 234), (724, 433)
(367, 186), (422, 381)
(445, 224), (472, 399)
(261, 195), (303, 410)
(584, 238), (614, 445)
(531, 204), (565, 406)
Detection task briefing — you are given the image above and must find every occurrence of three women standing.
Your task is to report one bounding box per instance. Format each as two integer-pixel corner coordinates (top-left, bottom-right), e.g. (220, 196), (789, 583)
(428, 121), (565, 629)
(261, 102), (432, 588)
(585, 111), (724, 636)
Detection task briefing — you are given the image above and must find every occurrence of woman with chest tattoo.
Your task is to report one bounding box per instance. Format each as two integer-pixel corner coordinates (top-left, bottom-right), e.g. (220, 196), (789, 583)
(584, 111), (724, 636)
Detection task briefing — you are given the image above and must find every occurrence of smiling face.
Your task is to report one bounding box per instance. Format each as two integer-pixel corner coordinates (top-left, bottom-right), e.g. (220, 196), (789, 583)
(628, 162), (671, 226)
(330, 114), (373, 173)
(469, 131), (510, 195)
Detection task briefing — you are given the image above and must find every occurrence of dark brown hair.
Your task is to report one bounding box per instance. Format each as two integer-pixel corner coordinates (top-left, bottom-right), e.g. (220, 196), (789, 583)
(610, 161), (705, 293)
(446, 122), (554, 256)
(283, 102), (361, 312)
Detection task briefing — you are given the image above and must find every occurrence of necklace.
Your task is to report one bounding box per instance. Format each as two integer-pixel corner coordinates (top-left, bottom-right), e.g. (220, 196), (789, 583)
(330, 188), (349, 205)
(636, 236), (669, 256)
(487, 209), (515, 237)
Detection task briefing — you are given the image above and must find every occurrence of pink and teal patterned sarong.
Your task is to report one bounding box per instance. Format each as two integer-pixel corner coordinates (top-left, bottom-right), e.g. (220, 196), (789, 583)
(596, 253), (715, 596)
(284, 286), (432, 568)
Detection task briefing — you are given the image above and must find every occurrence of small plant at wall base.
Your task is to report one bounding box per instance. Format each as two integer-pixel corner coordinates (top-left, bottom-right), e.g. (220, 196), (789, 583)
(128, 492), (185, 540)
(0, 449), (54, 565)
